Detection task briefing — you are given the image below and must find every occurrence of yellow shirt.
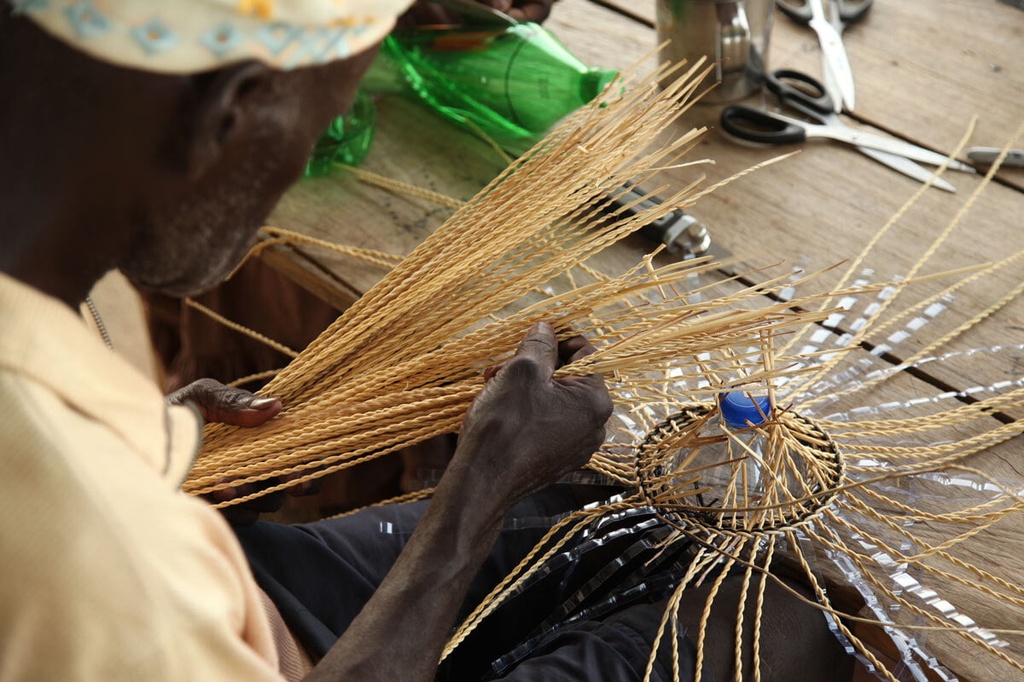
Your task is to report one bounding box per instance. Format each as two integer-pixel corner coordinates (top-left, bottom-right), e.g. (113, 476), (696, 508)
(0, 272), (285, 681)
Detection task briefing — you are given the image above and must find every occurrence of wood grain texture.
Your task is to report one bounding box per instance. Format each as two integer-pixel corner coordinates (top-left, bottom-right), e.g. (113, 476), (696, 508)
(261, 4), (1024, 679)
(552, 1), (1024, 397)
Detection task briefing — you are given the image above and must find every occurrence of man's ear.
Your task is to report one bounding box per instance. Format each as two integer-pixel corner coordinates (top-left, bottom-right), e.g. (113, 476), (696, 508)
(183, 61), (274, 181)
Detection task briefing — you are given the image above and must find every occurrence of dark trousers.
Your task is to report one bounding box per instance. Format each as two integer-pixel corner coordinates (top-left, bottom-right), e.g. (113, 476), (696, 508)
(235, 486), (699, 681)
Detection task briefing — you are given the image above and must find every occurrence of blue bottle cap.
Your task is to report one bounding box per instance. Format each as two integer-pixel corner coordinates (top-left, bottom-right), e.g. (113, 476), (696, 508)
(719, 392), (771, 428)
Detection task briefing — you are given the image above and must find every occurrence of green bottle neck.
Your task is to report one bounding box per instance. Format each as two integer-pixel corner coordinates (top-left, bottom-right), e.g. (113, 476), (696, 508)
(579, 67), (619, 103)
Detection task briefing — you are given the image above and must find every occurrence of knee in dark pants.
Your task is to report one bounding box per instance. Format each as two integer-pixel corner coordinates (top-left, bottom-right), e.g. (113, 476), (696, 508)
(675, 574), (855, 682)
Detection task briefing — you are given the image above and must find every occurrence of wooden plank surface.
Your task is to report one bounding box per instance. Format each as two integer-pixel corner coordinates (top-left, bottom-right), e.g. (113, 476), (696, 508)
(592, 0), (1024, 179)
(269, 0), (1024, 446)
(797, 352), (1024, 682)
(272, 0), (1024, 288)
(548, 0), (1024, 399)
(266, 0), (1024, 461)
(262, 4), (1024, 679)
(268, 0), (669, 297)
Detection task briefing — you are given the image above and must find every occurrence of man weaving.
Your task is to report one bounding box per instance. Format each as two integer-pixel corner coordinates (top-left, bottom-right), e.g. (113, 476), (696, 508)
(0, 1), (851, 679)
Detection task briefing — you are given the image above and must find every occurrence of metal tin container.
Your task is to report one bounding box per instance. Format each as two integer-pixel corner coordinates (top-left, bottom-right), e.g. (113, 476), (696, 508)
(656, 0), (774, 103)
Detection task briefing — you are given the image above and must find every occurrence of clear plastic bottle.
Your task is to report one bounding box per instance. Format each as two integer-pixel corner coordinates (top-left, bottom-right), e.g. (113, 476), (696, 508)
(378, 22), (619, 155)
(683, 392), (772, 506)
(719, 391), (771, 492)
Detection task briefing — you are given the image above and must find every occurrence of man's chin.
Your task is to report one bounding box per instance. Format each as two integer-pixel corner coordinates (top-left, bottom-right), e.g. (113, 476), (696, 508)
(122, 240), (250, 298)
(127, 265), (232, 299)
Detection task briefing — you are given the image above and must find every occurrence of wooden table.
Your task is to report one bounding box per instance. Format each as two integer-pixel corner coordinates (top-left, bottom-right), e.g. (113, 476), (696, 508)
(264, 2), (1024, 680)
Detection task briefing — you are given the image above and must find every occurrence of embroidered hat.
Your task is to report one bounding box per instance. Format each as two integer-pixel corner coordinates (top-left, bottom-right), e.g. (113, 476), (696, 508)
(11, 0), (415, 73)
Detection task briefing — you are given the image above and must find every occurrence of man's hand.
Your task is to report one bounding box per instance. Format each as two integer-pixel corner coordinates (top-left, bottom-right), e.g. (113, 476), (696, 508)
(456, 321), (612, 506)
(167, 379), (314, 524)
(400, 0), (557, 27)
(472, 0), (556, 22)
(166, 377), (282, 427)
(307, 322), (610, 682)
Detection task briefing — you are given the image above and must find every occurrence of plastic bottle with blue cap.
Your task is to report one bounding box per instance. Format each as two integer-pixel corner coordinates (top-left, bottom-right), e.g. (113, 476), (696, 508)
(683, 391), (772, 502)
(719, 391), (771, 494)
(720, 391), (772, 432)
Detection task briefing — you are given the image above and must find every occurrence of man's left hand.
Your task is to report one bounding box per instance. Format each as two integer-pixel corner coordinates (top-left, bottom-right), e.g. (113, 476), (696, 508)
(167, 378), (316, 524)
(166, 377), (282, 427)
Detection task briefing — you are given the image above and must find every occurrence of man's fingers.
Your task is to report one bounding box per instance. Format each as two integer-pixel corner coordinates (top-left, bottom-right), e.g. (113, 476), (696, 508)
(205, 398), (282, 428)
(554, 334), (613, 425)
(488, 326), (597, 384)
(558, 334), (604, 392)
(481, 0), (514, 12)
(514, 321), (559, 377)
(558, 334), (597, 365)
(508, 2), (552, 23)
(483, 361), (506, 382)
(280, 472), (321, 497)
(559, 371), (613, 409)
(167, 378), (282, 427)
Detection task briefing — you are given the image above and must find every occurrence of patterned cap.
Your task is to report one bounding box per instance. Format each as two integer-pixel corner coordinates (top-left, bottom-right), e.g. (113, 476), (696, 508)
(11, 0), (415, 73)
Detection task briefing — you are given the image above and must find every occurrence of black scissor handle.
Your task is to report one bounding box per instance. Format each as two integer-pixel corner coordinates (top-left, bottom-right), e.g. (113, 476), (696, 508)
(775, 0), (812, 24)
(720, 106), (807, 145)
(766, 69), (834, 117)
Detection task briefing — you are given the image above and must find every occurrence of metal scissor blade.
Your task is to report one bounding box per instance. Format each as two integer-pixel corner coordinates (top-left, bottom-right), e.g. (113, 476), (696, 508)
(967, 146), (1024, 167)
(808, 0), (856, 110)
(820, 53), (843, 113)
(857, 147), (956, 192)
(784, 115), (975, 171)
(819, 0), (843, 113)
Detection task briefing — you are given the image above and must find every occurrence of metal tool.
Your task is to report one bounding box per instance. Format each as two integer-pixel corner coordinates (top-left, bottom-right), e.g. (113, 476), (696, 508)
(776, 0), (872, 111)
(966, 147), (1024, 167)
(609, 185), (719, 258)
(763, 69), (957, 191)
(720, 100), (977, 173)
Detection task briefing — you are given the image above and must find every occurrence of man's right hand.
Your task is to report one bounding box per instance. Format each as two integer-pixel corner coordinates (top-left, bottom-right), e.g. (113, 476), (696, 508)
(400, 0), (557, 28)
(307, 322), (610, 682)
(454, 321), (612, 506)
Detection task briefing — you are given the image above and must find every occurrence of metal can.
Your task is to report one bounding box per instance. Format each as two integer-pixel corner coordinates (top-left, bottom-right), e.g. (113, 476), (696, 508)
(656, 0), (775, 103)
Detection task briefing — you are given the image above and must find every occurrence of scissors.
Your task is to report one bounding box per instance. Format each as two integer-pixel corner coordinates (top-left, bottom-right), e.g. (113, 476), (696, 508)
(776, 0), (872, 112)
(966, 147), (1024, 168)
(754, 70), (962, 191)
(720, 71), (975, 181)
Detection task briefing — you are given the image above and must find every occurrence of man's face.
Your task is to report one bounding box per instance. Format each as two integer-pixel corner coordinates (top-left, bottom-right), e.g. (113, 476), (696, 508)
(118, 49), (378, 298)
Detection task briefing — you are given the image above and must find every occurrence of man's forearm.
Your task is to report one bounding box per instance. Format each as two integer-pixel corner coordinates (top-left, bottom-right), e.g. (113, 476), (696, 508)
(304, 322), (611, 680)
(305, 456), (506, 682)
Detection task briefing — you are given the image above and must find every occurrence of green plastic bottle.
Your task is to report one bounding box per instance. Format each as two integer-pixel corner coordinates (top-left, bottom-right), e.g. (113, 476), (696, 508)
(303, 22), (617, 174)
(304, 88), (376, 177)
(380, 22), (619, 155)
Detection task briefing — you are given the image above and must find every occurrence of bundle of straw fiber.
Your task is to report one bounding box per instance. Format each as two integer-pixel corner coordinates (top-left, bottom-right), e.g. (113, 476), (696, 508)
(187, 58), (803, 502)
(184, 51), (1024, 680)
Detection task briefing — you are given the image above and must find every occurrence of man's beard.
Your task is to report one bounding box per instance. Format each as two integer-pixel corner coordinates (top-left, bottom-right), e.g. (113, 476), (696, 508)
(119, 172), (271, 298)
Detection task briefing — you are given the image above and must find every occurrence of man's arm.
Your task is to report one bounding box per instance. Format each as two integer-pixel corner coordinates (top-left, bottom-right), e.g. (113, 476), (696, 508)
(306, 321), (611, 681)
